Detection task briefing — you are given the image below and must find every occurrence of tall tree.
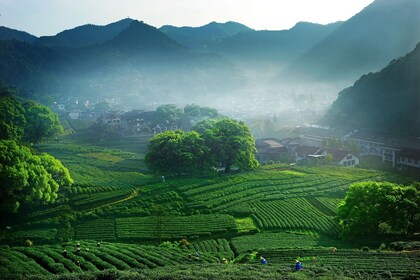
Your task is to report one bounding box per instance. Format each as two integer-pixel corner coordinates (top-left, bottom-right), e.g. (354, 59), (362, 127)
(200, 118), (258, 172)
(0, 140), (72, 213)
(337, 181), (419, 241)
(0, 95), (26, 142)
(23, 100), (63, 142)
(155, 104), (183, 125)
(145, 130), (206, 175)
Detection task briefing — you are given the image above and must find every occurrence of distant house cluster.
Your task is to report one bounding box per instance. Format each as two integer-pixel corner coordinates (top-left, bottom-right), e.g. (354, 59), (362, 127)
(348, 130), (420, 169)
(256, 138), (359, 167)
(291, 127), (420, 170)
(256, 127), (420, 169)
(98, 110), (178, 136)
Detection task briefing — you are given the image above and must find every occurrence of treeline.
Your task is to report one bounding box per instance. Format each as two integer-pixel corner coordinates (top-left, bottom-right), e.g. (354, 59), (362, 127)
(337, 181), (420, 241)
(0, 85), (72, 214)
(145, 118), (258, 175)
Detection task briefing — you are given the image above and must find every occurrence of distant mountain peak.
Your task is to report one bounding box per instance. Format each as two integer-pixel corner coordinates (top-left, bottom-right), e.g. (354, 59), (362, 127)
(106, 20), (185, 51)
(159, 21), (252, 49)
(35, 18), (135, 48)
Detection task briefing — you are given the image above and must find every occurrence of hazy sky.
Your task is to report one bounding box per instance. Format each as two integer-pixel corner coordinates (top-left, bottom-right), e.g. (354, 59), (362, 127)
(1, 0), (374, 36)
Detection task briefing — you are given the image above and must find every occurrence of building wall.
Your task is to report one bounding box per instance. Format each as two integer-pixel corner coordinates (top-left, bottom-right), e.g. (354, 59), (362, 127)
(338, 154), (359, 167)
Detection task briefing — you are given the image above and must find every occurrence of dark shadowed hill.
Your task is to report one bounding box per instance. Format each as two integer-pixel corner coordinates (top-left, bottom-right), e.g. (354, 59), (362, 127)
(35, 18), (134, 48)
(160, 21), (253, 50)
(322, 42), (420, 136)
(106, 20), (185, 52)
(0, 20), (242, 103)
(286, 0), (420, 82)
(0, 26), (37, 43)
(210, 21), (342, 65)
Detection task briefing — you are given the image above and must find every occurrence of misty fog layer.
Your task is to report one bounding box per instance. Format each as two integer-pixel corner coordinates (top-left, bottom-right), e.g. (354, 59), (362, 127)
(0, 0), (419, 131)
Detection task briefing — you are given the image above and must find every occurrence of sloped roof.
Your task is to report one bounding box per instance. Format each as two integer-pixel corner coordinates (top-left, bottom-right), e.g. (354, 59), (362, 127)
(294, 127), (350, 138)
(326, 148), (355, 162)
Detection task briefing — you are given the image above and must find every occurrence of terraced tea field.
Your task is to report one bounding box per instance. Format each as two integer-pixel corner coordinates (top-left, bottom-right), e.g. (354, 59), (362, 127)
(260, 248), (420, 279)
(0, 241), (220, 276)
(2, 142), (416, 279)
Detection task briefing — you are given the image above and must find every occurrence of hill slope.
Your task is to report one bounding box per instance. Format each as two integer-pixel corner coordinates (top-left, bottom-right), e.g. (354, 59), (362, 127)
(0, 20), (242, 103)
(322, 43), (420, 136)
(287, 0), (420, 81)
(160, 21), (253, 50)
(35, 18), (134, 48)
(0, 26), (37, 43)
(211, 21), (342, 65)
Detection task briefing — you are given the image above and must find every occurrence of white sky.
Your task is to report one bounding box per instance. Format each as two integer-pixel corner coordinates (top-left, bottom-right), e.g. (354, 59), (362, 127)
(1, 0), (374, 36)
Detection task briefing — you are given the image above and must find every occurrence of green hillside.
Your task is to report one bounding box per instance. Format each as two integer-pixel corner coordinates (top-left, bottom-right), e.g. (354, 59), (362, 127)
(1, 140), (417, 278)
(322, 42), (420, 136)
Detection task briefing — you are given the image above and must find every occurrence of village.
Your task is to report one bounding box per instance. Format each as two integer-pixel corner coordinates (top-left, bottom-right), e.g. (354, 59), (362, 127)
(52, 97), (420, 172)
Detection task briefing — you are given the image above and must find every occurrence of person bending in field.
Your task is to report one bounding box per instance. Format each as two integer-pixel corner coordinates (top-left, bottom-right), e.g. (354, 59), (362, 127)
(294, 260), (302, 271)
(260, 256), (267, 265)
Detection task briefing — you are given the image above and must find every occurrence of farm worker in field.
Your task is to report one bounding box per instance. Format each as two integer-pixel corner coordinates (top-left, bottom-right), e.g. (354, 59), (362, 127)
(97, 242), (101, 247)
(294, 260), (302, 271)
(331, 247), (337, 253)
(222, 257), (228, 264)
(194, 252), (201, 261)
(260, 256), (267, 265)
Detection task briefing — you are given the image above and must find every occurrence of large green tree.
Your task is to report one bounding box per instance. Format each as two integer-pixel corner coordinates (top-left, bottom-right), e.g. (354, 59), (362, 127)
(23, 100), (63, 142)
(199, 118), (258, 173)
(337, 182), (419, 240)
(155, 104), (183, 125)
(0, 140), (73, 213)
(145, 130), (207, 175)
(0, 95), (26, 142)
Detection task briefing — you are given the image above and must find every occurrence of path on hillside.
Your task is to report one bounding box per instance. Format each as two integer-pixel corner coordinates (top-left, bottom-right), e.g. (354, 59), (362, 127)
(82, 188), (139, 212)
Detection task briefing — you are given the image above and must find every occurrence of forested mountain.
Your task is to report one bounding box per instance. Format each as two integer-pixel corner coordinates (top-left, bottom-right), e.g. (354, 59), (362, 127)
(286, 0), (420, 82)
(0, 26), (37, 43)
(34, 18), (134, 48)
(106, 20), (185, 52)
(0, 20), (242, 103)
(210, 21), (342, 65)
(160, 21), (253, 50)
(322, 42), (420, 136)
(0, 40), (62, 92)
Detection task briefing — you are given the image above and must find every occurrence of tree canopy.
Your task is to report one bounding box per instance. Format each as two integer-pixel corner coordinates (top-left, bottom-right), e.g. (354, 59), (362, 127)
(155, 104), (183, 125)
(0, 91), (63, 143)
(337, 181), (419, 241)
(145, 118), (258, 175)
(0, 95), (26, 142)
(23, 100), (63, 143)
(199, 118), (258, 173)
(145, 130), (207, 176)
(0, 140), (73, 213)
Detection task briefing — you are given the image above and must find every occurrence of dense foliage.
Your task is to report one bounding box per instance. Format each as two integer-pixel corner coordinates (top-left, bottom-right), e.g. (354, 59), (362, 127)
(322, 42), (420, 136)
(23, 100), (63, 142)
(0, 140), (73, 213)
(145, 118), (258, 174)
(337, 181), (420, 240)
(0, 90), (64, 143)
(0, 95), (26, 142)
(200, 118), (258, 172)
(145, 130), (207, 175)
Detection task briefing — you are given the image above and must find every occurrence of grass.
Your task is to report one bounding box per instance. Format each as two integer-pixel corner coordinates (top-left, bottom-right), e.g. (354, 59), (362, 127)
(235, 217), (258, 233)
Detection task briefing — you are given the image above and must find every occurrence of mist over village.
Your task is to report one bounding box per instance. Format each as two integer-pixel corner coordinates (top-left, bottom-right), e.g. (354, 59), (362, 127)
(0, 0), (419, 279)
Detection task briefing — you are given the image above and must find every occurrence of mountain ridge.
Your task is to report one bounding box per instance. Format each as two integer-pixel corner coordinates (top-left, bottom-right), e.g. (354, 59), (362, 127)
(0, 26), (38, 43)
(286, 0), (420, 82)
(322, 42), (420, 136)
